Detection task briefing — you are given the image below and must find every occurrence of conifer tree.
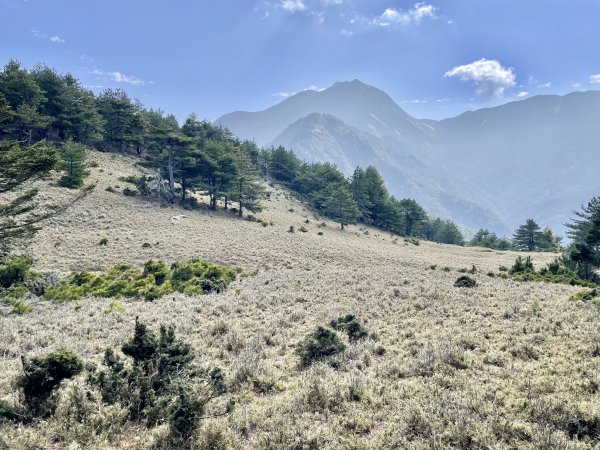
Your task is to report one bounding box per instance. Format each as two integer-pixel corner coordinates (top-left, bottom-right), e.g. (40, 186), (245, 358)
(324, 184), (360, 230)
(0, 140), (56, 255)
(57, 139), (87, 188)
(513, 219), (543, 251)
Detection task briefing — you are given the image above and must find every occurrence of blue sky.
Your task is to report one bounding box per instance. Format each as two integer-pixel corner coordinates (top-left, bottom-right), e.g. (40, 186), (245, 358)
(1, 0), (599, 121)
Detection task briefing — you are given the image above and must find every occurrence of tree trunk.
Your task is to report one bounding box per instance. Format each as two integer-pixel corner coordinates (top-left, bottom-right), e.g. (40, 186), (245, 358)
(168, 146), (176, 201)
(238, 179), (243, 217)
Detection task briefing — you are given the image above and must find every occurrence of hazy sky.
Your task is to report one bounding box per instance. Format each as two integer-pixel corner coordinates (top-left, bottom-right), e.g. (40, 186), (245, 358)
(2, 0), (599, 121)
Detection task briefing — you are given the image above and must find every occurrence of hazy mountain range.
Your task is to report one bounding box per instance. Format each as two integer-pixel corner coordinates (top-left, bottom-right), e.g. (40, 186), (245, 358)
(217, 80), (600, 237)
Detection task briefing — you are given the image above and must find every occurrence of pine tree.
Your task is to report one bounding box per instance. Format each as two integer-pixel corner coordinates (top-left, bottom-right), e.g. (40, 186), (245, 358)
(0, 140), (57, 256)
(398, 198), (428, 236)
(565, 198), (600, 281)
(324, 184), (360, 230)
(512, 219), (544, 251)
(57, 139), (88, 188)
(349, 167), (373, 223)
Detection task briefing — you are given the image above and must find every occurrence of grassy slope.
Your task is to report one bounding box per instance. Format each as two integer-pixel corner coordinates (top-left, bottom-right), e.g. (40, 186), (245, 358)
(1, 150), (598, 449)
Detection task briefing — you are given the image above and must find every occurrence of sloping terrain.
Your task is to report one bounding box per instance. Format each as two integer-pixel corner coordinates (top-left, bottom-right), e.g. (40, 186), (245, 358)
(1, 151), (599, 449)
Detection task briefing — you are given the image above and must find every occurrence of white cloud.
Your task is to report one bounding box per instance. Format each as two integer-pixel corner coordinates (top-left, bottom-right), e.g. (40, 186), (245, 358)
(109, 71), (149, 86)
(31, 29), (65, 43)
(321, 0), (341, 5)
(280, 0), (306, 12)
(538, 81), (551, 88)
(589, 74), (600, 84)
(376, 3), (436, 27)
(272, 85), (324, 97)
(516, 91), (529, 97)
(444, 58), (516, 99)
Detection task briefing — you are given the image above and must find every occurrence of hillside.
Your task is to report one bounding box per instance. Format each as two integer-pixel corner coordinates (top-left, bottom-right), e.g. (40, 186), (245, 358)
(217, 82), (600, 237)
(3, 151), (600, 449)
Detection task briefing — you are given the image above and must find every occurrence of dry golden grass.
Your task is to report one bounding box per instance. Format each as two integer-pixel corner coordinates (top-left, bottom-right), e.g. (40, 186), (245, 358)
(1, 150), (599, 449)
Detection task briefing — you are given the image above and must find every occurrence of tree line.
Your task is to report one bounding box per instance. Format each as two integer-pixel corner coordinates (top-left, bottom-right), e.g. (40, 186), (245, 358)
(469, 219), (562, 252)
(0, 59), (466, 245)
(262, 146), (465, 244)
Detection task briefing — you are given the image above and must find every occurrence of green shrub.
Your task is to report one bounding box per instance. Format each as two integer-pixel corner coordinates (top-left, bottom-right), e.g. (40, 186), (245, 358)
(0, 399), (21, 423)
(296, 326), (346, 367)
(454, 276), (477, 288)
(45, 259), (237, 301)
(468, 264), (477, 274)
(92, 319), (227, 436)
(330, 315), (368, 342)
(510, 256), (534, 274)
(570, 289), (599, 303)
(122, 187), (138, 197)
(99, 237), (108, 246)
(0, 256), (33, 288)
(17, 349), (83, 417)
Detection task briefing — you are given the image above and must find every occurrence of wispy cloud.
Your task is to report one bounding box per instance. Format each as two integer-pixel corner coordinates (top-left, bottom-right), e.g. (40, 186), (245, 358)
(280, 0), (306, 12)
(272, 85), (324, 97)
(516, 91), (529, 98)
(375, 3), (436, 27)
(109, 71), (150, 86)
(538, 81), (551, 88)
(444, 58), (516, 99)
(589, 74), (600, 84)
(85, 68), (152, 87)
(31, 29), (66, 43)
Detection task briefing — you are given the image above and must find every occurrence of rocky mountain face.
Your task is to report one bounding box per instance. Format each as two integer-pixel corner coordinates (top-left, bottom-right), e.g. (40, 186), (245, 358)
(217, 81), (600, 236)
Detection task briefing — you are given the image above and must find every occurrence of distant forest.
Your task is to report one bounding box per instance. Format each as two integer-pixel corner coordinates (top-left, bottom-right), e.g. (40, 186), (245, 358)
(0, 60), (596, 260)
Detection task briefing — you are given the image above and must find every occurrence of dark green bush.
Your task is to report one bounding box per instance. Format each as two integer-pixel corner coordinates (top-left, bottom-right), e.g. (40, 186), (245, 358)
(510, 256), (534, 274)
(454, 275), (477, 288)
(91, 318), (228, 440)
(0, 256), (33, 288)
(0, 400), (21, 423)
(17, 349), (83, 417)
(296, 326), (346, 367)
(330, 315), (368, 342)
(122, 187), (138, 197)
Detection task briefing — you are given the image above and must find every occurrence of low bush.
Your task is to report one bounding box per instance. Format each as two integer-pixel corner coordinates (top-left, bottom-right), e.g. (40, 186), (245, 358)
(297, 326), (346, 367)
(509, 256), (596, 288)
(330, 315), (368, 342)
(0, 256), (34, 288)
(91, 319), (229, 446)
(510, 256), (534, 274)
(122, 187), (138, 197)
(454, 275), (477, 288)
(17, 349), (84, 417)
(1, 285), (32, 314)
(45, 259), (237, 301)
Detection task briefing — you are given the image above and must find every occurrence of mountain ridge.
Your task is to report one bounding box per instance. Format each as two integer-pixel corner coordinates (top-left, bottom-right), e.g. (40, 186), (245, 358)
(216, 81), (600, 236)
